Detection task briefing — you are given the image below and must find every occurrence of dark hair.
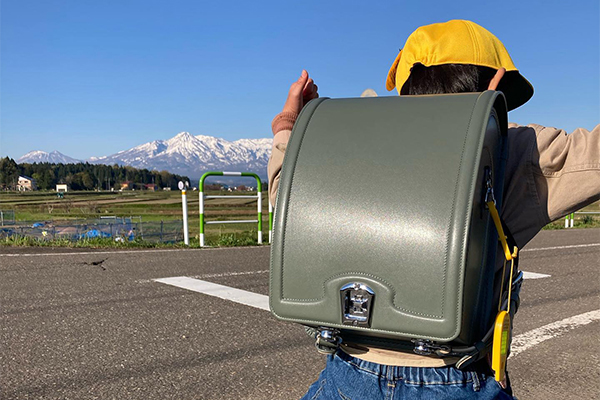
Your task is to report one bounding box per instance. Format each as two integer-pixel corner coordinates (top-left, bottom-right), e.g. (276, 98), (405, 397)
(401, 63), (497, 96)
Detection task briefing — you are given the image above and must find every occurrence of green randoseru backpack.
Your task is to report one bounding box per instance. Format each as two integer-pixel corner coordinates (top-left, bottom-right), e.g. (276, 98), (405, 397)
(270, 91), (520, 366)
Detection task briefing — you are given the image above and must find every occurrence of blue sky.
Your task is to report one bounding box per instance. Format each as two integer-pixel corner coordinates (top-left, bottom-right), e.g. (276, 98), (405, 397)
(1, 0), (598, 160)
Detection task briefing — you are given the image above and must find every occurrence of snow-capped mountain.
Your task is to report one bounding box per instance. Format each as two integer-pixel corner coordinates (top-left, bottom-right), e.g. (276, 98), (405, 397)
(17, 150), (82, 164)
(90, 132), (272, 180)
(17, 132), (273, 181)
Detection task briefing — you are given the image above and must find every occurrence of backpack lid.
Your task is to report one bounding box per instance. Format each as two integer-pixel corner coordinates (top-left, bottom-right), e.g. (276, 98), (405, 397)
(270, 91), (508, 342)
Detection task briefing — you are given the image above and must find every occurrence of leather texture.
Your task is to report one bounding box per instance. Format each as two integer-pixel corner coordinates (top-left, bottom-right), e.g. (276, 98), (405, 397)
(270, 92), (508, 345)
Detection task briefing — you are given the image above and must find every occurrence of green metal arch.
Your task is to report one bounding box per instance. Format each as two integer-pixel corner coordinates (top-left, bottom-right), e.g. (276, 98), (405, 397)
(199, 171), (264, 246)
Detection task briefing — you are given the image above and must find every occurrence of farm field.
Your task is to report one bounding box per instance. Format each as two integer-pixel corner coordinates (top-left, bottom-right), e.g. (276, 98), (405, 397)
(1, 191), (599, 247)
(0, 189), (272, 245)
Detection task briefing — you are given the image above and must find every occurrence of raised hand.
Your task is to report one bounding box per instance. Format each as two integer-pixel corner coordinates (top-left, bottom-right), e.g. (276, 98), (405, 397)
(282, 70), (319, 115)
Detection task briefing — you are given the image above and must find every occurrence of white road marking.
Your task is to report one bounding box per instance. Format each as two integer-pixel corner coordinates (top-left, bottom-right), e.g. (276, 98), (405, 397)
(156, 276), (600, 357)
(137, 270), (269, 284)
(190, 270), (269, 280)
(521, 271), (551, 279)
(153, 268), (548, 308)
(522, 243), (600, 252)
(510, 309), (600, 358)
(154, 276), (270, 311)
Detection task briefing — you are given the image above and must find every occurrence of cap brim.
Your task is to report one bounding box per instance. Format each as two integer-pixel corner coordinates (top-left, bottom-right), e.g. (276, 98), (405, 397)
(386, 51), (533, 110)
(386, 50), (403, 91)
(498, 71), (534, 111)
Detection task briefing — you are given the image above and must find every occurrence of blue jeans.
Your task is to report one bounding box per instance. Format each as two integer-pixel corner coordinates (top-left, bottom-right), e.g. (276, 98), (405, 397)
(301, 350), (514, 400)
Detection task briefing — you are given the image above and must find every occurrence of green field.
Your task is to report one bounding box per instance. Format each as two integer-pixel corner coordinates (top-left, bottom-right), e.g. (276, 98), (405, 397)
(0, 189), (271, 246)
(1, 190), (598, 247)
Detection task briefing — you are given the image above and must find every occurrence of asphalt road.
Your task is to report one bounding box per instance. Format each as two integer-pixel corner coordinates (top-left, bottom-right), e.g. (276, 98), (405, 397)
(1, 228), (598, 400)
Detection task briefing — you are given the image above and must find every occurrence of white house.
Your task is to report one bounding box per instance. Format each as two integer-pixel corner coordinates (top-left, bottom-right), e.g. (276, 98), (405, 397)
(56, 184), (69, 193)
(18, 176), (37, 191)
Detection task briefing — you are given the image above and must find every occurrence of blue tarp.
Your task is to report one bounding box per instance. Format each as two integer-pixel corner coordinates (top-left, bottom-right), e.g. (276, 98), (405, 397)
(0, 228), (15, 237)
(80, 229), (112, 239)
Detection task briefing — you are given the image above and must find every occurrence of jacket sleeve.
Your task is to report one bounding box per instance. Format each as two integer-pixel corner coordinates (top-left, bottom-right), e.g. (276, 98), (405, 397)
(502, 123), (600, 247)
(267, 110), (298, 205)
(268, 130), (292, 205)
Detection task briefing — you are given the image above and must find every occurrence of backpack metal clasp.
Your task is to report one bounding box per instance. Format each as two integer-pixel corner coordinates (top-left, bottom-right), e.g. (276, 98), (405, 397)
(341, 283), (374, 327)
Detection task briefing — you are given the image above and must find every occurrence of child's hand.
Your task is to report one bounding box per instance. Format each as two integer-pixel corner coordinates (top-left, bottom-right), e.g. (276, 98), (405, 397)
(282, 70), (319, 115)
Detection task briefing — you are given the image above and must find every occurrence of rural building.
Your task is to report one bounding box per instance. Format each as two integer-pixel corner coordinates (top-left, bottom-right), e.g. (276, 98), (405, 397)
(120, 181), (133, 190)
(17, 176), (37, 191)
(144, 184), (158, 191)
(56, 184), (69, 193)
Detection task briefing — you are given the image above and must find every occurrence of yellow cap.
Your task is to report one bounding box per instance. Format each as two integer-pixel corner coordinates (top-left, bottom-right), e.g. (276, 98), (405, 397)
(386, 20), (533, 110)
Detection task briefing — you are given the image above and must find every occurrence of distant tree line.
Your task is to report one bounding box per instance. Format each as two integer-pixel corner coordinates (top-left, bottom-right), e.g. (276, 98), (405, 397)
(0, 157), (190, 191)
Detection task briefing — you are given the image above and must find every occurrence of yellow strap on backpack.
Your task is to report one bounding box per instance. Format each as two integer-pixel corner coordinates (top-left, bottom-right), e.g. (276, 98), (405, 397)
(487, 200), (519, 382)
(486, 200), (512, 262)
(491, 310), (511, 382)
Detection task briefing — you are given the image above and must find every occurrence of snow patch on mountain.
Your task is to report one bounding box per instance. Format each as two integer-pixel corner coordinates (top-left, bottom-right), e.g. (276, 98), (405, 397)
(17, 150), (82, 164)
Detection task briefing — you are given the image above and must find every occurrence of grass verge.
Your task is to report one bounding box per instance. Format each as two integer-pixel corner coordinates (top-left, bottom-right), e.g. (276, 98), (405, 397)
(0, 231), (264, 249)
(542, 215), (600, 230)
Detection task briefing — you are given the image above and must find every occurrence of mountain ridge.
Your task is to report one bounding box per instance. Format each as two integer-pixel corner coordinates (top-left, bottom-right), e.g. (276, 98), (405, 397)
(17, 150), (82, 165)
(17, 132), (273, 181)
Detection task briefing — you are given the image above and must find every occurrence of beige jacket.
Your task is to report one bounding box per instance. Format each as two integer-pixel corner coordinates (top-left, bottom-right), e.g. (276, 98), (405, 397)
(268, 117), (600, 366)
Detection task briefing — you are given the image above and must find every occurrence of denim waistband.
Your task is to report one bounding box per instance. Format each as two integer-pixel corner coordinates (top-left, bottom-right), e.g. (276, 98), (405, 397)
(334, 349), (483, 387)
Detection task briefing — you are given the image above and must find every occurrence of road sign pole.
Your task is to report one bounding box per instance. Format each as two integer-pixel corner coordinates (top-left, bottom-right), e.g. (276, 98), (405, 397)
(182, 189), (189, 245)
(179, 181), (190, 245)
